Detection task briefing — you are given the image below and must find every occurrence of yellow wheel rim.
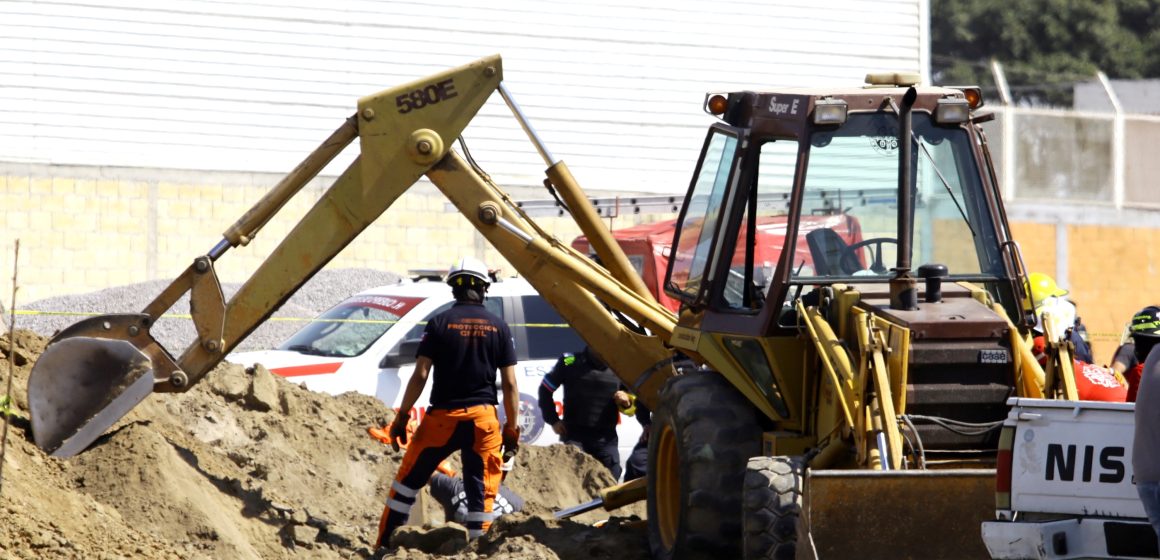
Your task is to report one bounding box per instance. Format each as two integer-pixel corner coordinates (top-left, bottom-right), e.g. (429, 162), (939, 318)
(655, 423), (680, 550)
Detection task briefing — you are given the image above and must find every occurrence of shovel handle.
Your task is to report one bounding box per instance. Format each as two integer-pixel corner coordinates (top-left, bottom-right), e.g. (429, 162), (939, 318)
(598, 476), (646, 510)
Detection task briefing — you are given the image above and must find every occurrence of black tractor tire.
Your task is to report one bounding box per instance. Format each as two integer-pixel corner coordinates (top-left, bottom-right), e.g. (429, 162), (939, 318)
(742, 456), (805, 560)
(647, 370), (762, 560)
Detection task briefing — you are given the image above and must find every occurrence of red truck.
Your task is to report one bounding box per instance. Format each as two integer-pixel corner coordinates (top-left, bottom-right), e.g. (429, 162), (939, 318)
(573, 213), (865, 312)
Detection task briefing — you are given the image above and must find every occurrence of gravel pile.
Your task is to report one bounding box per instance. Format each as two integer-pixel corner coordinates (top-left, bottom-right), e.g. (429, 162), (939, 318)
(16, 267), (403, 353)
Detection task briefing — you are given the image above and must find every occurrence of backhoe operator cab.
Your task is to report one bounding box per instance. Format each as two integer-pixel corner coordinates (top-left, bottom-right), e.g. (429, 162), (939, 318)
(648, 75), (1040, 559)
(666, 75), (1025, 419)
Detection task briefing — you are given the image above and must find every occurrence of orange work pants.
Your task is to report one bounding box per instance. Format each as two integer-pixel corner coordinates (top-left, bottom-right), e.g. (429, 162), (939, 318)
(375, 404), (503, 547)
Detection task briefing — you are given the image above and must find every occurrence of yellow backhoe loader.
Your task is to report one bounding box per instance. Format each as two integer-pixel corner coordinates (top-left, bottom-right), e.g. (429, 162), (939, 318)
(27, 55), (1052, 559)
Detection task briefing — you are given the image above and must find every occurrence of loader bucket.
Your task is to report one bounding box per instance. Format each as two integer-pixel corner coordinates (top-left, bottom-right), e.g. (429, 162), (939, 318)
(28, 314), (167, 458)
(802, 468), (995, 560)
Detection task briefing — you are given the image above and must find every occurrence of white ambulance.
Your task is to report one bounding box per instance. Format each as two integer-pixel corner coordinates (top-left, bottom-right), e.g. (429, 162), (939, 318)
(227, 276), (644, 470)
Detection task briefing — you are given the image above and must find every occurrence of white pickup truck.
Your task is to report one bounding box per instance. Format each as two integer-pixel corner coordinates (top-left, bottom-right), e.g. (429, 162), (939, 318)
(982, 397), (1159, 559)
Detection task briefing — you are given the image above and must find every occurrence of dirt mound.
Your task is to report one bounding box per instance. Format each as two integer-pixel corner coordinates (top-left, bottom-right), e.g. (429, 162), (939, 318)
(0, 330), (648, 559)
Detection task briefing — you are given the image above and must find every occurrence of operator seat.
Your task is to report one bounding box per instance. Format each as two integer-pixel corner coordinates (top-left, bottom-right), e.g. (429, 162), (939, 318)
(806, 228), (855, 275)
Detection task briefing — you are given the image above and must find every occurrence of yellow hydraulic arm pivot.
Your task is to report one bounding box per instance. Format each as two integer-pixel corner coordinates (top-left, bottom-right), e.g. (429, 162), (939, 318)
(27, 55), (678, 458)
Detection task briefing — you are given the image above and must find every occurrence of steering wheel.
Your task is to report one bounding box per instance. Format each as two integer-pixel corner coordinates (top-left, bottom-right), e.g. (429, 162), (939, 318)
(839, 237), (898, 274)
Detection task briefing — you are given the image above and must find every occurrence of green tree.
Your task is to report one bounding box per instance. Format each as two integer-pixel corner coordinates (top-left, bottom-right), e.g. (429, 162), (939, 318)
(932, 0), (1160, 106)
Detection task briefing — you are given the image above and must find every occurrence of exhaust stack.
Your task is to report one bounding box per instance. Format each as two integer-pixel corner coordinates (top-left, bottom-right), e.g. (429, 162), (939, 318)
(890, 87), (919, 311)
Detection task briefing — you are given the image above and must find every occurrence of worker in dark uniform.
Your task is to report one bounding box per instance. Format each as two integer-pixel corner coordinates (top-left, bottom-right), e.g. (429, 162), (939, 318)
(374, 257), (520, 547)
(538, 345), (625, 479)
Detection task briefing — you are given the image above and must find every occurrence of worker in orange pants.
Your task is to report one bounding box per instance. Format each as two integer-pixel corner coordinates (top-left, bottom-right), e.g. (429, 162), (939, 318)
(378, 406), (505, 540)
(373, 257), (521, 548)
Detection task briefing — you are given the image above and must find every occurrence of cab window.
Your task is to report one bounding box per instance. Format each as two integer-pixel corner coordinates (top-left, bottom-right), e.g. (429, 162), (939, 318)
(720, 139), (799, 311)
(667, 129), (738, 302)
(789, 112), (998, 281)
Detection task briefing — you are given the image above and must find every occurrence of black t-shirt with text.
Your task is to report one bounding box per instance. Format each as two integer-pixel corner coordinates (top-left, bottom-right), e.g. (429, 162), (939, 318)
(416, 302), (517, 408)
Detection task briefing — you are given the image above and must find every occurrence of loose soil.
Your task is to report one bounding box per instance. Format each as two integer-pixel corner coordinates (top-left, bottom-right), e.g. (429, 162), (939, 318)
(0, 330), (649, 559)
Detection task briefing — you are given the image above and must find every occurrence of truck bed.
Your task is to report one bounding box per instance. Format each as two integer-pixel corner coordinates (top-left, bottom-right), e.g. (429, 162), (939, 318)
(983, 397), (1158, 559)
(1005, 398), (1141, 519)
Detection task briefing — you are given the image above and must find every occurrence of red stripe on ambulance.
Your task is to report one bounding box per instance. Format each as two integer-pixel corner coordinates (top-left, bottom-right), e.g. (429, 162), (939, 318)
(270, 362), (342, 377)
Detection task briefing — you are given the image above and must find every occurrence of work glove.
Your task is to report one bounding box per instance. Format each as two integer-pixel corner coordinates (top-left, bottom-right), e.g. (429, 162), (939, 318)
(502, 424), (521, 462)
(613, 390), (636, 416)
(367, 426), (392, 446)
(389, 417), (409, 452)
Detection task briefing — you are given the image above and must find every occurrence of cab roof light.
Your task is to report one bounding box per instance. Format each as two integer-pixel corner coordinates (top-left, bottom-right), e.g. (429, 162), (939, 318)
(935, 98), (970, 124)
(960, 87), (983, 109)
(705, 94), (729, 116)
(812, 98), (847, 125)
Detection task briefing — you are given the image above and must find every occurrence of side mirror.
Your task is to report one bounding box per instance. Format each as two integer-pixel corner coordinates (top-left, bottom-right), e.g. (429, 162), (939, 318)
(380, 339), (421, 368)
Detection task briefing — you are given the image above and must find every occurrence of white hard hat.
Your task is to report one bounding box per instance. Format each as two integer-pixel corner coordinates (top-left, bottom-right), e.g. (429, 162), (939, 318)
(446, 256), (491, 286)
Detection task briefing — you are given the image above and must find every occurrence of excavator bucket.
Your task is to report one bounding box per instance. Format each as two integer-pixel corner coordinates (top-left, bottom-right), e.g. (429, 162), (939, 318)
(802, 468), (995, 559)
(28, 314), (175, 457)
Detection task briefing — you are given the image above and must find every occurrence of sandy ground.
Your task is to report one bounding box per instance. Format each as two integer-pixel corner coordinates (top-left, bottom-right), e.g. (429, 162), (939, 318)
(0, 330), (649, 559)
